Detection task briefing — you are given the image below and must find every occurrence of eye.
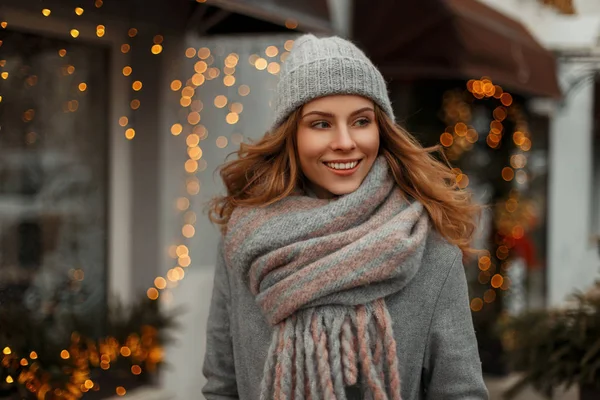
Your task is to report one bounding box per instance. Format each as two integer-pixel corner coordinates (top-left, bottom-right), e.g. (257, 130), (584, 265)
(353, 117), (371, 127)
(311, 120), (331, 129)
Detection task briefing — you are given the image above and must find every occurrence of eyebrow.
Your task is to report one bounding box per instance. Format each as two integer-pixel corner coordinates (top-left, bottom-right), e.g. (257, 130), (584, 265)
(300, 107), (375, 119)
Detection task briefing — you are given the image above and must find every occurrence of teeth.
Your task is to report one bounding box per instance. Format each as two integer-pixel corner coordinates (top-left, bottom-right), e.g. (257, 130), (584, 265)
(325, 161), (359, 170)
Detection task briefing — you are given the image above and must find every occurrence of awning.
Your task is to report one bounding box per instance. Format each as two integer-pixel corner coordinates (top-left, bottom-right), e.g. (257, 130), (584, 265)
(205, 0), (332, 34)
(352, 0), (561, 98)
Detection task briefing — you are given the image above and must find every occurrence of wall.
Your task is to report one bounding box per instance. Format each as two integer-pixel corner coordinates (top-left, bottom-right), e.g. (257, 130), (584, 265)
(547, 64), (600, 305)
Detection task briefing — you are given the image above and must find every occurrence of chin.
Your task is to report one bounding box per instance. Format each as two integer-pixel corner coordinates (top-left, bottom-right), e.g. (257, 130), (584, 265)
(325, 182), (362, 196)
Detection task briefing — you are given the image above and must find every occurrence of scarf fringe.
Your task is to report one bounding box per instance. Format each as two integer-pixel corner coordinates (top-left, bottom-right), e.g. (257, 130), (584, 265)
(260, 299), (402, 400)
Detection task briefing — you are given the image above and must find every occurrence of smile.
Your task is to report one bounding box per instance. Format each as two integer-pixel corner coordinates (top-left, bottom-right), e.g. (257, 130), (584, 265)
(322, 159), (362, 175)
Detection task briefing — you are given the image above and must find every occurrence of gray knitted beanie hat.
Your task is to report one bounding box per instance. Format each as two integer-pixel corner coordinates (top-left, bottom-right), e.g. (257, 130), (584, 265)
(271, 34), (395, 129)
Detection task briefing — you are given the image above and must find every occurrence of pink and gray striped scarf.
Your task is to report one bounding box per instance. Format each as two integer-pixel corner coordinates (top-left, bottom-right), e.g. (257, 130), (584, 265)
(224, 156), (430, 400)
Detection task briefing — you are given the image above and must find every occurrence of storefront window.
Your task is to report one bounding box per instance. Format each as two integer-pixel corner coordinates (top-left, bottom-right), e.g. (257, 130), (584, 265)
(0, 29), (108, 336)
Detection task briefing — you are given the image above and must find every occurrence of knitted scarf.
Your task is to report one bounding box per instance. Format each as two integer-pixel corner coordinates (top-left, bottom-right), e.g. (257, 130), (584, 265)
(224, 156), (430, 400)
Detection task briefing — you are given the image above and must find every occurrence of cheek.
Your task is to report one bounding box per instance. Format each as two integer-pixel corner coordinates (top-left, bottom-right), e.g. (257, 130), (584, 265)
(357, 128), (380, 152)
(296, 131), (323, 160)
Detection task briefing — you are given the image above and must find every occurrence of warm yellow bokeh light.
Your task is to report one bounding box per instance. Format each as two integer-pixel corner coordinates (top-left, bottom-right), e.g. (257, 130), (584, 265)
(470, 298), (483, 312)
(58, 49), (67, 57)
(185, 47), (196, 58)
(265, 45), (279, 57)
(198, 47), (211, 59)
(188, 112), (201, 125)
(123, 66), (132, 76)
(184, 210), (197, 224)
(182, 86), (195, 98)
(248, 54), (259, 66)
(502, 167), (514, 181)
(147, 288), (159, 300)
(151, 44), (163, 54)
(176, 245), (189, 257)
(226, 112), (239, 124)
(216, 136), (228, 148)
(284, 40), (294, 51)
(285, 19), (298, 29)
(182, 224), (195, 238)
(484, 289), (496, 303)
(238, 85), (250, 96)
(60, 350), (70, 359)
(75, 7), (84, 15)
(255, 58), (267, 70)
(130, 99), (141, 110)
(208, 68), (220, 79)
(185, 160), (198, 173)
(191, 100), (204, 112)
(176, 197), (190, 211)
(78, 83), (87, 91)
(42, 9), (52, 16)
(132, 81), (143, 91)
(186, 134), (200, 147)
(154, 277), (167, 289)
(131, 365), (142, 375)
(500, 93), (513, 106)
(188, 146), (203, 161)
(194, 61), (208, 74)
(179, 255), (191, 267)
(225, 55), (239, 68)
(230, 102), (243, 114)
(214, 95), (228, 108)
(116, 387), (126, 396)
(125, 128), (135, 140)
(192, 73), (205, 86)
(171, 123), (183, 136)
(440, 133), (453, 147)
(224, 75), (236, 86)
(96, 25), (105, 37)
(491, 274), (504, 289)
(521, 137), (532, 151)
(187, 179), (201, 194)
(171, 80), (182, 91)
(70, 29), (80, 38)
(119, 116), (128, 127)
(267, 62), (280, 74)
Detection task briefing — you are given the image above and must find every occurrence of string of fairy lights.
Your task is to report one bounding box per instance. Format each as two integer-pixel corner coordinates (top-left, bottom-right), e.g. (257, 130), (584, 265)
(0, 2), (296, 398)
(440, 77), (538, 313)
(150, 38), (295, 305)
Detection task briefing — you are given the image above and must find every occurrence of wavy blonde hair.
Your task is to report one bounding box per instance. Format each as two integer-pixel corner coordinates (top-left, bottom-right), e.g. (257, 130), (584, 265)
(206, 105), (482, 256)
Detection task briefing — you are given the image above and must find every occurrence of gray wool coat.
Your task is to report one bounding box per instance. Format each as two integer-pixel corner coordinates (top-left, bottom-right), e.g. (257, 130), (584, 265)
(202, 230), (489, 399)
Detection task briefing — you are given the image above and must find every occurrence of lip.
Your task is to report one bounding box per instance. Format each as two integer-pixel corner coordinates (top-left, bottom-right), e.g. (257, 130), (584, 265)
(322, 159), (362, 176)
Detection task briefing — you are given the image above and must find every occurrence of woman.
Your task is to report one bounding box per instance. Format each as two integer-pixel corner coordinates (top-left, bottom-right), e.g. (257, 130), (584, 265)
(202, 34), (488, 400)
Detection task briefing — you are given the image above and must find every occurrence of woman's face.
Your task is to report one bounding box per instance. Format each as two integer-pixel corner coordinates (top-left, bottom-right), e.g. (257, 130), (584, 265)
(296, 95), (380, 199)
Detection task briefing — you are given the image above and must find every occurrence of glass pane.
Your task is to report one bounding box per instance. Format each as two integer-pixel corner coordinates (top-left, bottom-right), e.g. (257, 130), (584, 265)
(0, 29), (108, 336)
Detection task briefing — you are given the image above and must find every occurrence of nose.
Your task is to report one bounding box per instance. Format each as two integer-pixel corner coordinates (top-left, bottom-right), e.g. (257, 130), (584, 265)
(330, 125), (356, 151)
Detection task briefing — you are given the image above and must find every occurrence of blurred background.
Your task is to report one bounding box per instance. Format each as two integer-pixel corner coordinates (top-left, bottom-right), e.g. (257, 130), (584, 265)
(0, 0), (599, 399)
